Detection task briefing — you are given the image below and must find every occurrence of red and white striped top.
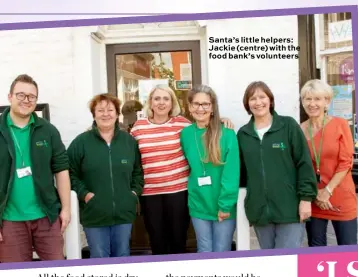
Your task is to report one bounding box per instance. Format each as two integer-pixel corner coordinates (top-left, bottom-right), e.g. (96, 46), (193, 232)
(130, 115), (192, 196)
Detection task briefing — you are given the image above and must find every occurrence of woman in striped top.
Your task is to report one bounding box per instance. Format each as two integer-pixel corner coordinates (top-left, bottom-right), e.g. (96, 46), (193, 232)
(130, 84), (233, 255)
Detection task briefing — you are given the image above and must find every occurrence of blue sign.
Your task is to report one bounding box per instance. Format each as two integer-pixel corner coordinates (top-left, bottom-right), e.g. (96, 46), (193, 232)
(327, 85), (353, 120)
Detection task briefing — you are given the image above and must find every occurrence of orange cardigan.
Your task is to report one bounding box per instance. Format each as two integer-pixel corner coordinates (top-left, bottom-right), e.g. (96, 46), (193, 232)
(307, 117), (357, 221)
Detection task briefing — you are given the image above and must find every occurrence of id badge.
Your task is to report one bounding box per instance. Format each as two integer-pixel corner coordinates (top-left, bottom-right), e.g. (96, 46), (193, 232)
(198, 176), (212, 186)
(16, 166), (32, 178)
(316, 173), (321, 183)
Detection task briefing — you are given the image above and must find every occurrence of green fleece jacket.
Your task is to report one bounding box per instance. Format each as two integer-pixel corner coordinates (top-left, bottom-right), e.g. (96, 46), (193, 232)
(237, 111), (318, 226)
(180, 123), (240, 221)
(0, 107), (69, 227)
(67, 122), (144, 228)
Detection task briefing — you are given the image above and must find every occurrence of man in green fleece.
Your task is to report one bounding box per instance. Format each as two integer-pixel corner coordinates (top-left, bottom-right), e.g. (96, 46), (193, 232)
(0, 74), (71, 262)
(180, 85), (240, 253)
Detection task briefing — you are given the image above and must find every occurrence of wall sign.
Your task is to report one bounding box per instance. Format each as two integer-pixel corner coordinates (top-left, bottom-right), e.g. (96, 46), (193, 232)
(339, 57), (355, 83)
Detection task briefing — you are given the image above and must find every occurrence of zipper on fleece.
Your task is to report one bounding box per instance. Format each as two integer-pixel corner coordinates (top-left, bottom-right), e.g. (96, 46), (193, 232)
(108, 145), (116, 225)
(259, 135), (271, 223)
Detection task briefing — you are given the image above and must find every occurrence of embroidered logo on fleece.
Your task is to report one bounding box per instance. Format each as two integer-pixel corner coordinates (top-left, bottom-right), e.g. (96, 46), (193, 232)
(36, 140), (48, 147)
(272, 142), (286, 150)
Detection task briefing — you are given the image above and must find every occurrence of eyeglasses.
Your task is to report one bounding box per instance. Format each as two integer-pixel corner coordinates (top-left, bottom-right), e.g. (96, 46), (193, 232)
(14, 92), (38, 102)
(190, 102), (212, 110)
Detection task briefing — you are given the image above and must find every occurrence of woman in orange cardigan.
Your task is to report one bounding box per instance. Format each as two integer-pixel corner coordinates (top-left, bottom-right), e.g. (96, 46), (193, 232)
(300, 79), (357, 246)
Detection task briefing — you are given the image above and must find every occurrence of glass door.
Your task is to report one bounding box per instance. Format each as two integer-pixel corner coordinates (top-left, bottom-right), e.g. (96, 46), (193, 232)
(106, 40), (202, 254)
(115, 51), (193, 132)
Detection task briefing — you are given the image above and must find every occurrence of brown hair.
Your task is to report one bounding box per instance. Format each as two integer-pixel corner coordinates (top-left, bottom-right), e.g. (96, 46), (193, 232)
(187, 84), (223, 165)
(10, 74), (39, 95)
(243, 81), (275, 115)
(89, 93), (121, 118)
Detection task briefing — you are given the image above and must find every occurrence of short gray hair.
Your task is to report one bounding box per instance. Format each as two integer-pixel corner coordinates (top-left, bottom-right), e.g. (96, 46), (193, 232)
(143, 84), (181, 118)
(300, 79), (334, 101)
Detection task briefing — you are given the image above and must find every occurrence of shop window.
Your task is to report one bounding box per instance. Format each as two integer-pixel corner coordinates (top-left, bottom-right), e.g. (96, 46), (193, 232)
(322, 12), (352, 50)
(317, 12), (355, 150)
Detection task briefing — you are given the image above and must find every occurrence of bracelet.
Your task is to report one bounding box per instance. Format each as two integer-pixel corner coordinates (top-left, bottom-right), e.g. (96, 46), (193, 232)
(324, 186), (333, 196)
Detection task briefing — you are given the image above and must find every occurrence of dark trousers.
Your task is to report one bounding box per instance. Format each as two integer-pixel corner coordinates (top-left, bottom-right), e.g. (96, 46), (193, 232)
(141, 190), (190, 255)
(306, 217), (357, 246)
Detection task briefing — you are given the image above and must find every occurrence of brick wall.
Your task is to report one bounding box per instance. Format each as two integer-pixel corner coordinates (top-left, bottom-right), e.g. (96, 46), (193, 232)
(0, 26), (99, 148)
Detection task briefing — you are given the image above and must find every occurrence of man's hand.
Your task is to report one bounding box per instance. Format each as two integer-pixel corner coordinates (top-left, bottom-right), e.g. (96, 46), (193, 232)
(59, 208), (71, 235)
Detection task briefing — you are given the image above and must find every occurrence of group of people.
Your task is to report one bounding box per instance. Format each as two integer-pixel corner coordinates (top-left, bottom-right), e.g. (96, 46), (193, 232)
(0, 73), (356, 263)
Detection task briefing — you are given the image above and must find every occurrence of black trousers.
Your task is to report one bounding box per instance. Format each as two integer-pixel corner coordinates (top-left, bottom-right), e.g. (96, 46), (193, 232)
(140, 190), (190, 255)
(306, 217), (357, 246)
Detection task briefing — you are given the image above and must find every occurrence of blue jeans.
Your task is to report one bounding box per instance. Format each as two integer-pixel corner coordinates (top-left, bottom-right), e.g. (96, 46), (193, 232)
(83, 224), (132, 258)
(254, 223), (304, 249)
(306, 217), (357, 246)
(191, 217), (236, 252)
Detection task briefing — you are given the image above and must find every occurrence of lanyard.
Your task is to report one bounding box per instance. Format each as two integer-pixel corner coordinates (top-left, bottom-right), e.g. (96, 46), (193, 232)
(194, 127), (207, 176)
(308, 114), (326, 174)
(10, 128), (25, 168)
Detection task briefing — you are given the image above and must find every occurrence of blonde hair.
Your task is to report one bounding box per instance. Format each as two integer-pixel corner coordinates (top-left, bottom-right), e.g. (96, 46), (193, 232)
(143, 85), (181, 118)
(187, 84), (223, 166)
(300, 79), (334, 102)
